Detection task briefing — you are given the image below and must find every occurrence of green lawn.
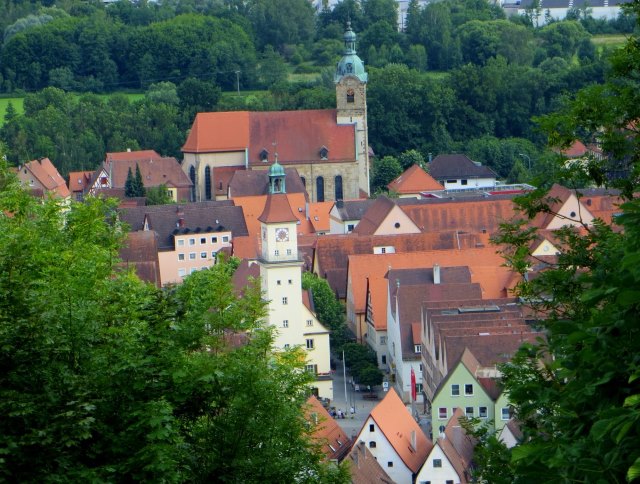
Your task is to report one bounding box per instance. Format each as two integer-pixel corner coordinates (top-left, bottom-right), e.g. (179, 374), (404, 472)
(592, 34), (628, 47)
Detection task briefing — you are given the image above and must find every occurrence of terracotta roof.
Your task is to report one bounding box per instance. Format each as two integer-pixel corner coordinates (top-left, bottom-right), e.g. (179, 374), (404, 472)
(228, 167), (307, 198)
(106, 149), (161, 162)
(302, 289), (315, 314)
(67, 170), (94, 194)
(316, 231), (491, 298)
(117, 231), (161, 287)
(429, 154), (497, 180)
(436, 408), (476, 483)
(388, 164), (444, 194)
(182, 112), (250, 153)
(368, 388), (432, 473)
(258, 193), (299, 224)
(183, 110), (356, 165)
(351, 196), (397, 235)
(400, 196), (518, 234)
(214, 166), (242, 198)
(103, 156), (193, 190)
(20, 158), (70, 198)
(248, 110), (355, 165)
(305, 396), (352, 462)
(346, 442), (394, 484)
(233, 193), (309, 258)
(308, 201), (334, 233)
(560, 140), (588, 158)
(349, 248), (515, 331)
(118, 201), (247, 250)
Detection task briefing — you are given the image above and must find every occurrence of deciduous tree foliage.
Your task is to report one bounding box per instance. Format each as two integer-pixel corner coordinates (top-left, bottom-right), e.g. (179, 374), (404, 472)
(0, 166), (347, 482)
(471, 4), (640, 481)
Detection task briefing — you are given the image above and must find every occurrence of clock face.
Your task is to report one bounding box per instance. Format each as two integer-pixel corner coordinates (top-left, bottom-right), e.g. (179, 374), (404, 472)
(276, 228), (289, 242)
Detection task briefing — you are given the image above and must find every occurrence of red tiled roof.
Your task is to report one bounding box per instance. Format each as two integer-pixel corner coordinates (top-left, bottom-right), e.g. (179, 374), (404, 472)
(436, 408), (476, 484)
(388, 164), (444, 194)
(67, 170), (93, 193)
(104, 156), (192, 189)
(305, 396), (352, 462)
(183, 110), (356, 165)
(22, 158), (70, 198)
(347, 442), (394, 484)
(182, 112), (250, 153)
(368, 388), (432, 473)
(106, 149), (161, 162)
(308, 201), (334, 233)
(258, 193), (299, 224)
(560, 140), (588, 158)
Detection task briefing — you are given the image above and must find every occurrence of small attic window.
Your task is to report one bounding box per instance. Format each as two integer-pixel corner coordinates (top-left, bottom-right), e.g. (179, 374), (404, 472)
(319, 146), (329, 160)
(259, 149), (269, 162)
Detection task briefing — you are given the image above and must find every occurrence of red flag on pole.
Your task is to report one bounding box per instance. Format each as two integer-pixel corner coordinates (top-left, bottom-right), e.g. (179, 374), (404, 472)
(411, 367), (417, 401)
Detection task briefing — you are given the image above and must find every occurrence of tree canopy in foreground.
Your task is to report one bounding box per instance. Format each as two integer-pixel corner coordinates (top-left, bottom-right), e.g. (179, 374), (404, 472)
(0, 166), (348, 482)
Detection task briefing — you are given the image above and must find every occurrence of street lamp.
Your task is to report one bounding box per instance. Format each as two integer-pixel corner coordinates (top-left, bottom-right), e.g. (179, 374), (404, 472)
(519, 153), (531, 171)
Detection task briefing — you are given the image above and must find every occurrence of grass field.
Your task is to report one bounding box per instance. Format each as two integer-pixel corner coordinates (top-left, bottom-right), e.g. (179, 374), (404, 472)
(592, 34), (628, 47)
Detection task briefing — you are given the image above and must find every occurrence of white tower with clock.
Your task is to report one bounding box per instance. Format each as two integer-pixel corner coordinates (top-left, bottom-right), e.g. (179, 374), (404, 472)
(258, 160), (333, 399)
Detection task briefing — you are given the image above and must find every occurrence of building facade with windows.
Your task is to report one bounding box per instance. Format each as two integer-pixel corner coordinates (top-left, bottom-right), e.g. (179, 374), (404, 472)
(257, 162), (333, 399)
(181, 24), (369, 203)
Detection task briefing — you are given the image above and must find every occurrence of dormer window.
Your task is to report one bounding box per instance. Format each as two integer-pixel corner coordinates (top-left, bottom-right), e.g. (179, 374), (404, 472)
(319, 146), (329, 160)
(347, 88), (355, 103)
(259, 149), (269, 162)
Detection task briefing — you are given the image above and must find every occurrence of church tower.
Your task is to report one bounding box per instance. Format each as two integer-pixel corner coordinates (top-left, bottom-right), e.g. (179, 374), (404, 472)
(335, 22), (370, 197)
(258, 160), (333, 399)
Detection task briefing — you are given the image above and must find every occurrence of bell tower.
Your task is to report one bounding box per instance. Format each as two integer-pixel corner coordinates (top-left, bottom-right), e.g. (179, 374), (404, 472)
(335, 22), (370, 197)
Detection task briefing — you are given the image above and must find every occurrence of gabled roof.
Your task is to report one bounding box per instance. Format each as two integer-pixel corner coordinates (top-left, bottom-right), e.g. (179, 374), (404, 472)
(388, 164), (444, 194)
(308, 201), (334, 233)
(531, 184), (595, 229)
(117, 231), (161, 287)
(182, 112), (250, 153)
(106, 149), (161, 162)
(315, 231), (491, 298)
(349, 248), (514, 331)
(305, 396), (352, 462)
(20, 158), (70, 198)
(118, 201), (247, 250)
(368, 388), (432, 473)
(258, 193), (299, 224)
(183, 110), (356, 164)
(560, 140), (588, 158)
(103, 156), (193, 190)
(67, 170), (94, 193)
(248, 110), (355, 165)
(435, 408), (476, 483)
(228, 168), (307, 198)
(332, 199), (376, 221)
(429, 154), (497, 180)
(351, 195), (420, 236)
(346, 442), (394, 484)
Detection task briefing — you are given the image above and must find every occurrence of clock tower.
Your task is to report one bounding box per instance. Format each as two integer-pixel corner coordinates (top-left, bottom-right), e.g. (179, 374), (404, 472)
(257, 160), (333, 399)
(335, 22), (370, 196)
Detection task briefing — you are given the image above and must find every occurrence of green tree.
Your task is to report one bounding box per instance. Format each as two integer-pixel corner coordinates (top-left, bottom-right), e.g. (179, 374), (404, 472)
(372, 155), (402, 193)
(145, 184), (173, 205)
(302, 272), (349, 348)
(398, 149), (426, 171)
(0, 164), (347, 482)
(124, 166), (135, 197)
(133, 162), (145, 197)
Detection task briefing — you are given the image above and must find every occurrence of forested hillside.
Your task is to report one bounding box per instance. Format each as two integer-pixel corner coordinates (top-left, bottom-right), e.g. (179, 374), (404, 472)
(0, 0), (636, 181)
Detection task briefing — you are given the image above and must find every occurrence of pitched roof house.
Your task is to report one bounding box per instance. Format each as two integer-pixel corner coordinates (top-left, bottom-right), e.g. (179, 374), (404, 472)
(354, 388), (432, 484)
(428, 154), (497, 190)
(67, 170), (94, 200)
(352, 195), (421, 236)
(16, 158), (70, 199)
(89, 150), (193, 202)
(416, 408), (476, 484)
(118, 201), (248, 285)
(346, 441), (394, 483)
(387, 164), (444, 197)
(305, 396), (352, 462)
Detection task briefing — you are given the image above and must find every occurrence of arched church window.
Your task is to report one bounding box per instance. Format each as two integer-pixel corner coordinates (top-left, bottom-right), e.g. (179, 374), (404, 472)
(316, 176), (325, 203)
(335, 175), (343, 201)
(347, 88), (355, 103)
(204, 166), (211, 200)
(189, 166), (196, 202)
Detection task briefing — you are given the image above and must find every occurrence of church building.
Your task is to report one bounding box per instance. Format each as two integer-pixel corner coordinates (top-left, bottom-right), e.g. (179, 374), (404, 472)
(257, 160), (333, 399)
(181, 23), (369, 203)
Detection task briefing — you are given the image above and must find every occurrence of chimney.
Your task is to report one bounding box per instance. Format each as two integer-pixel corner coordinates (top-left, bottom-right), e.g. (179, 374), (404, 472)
(410, 430), (417, 452)
(433, 263), (441, 284)
(176, 205), (185, 228)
